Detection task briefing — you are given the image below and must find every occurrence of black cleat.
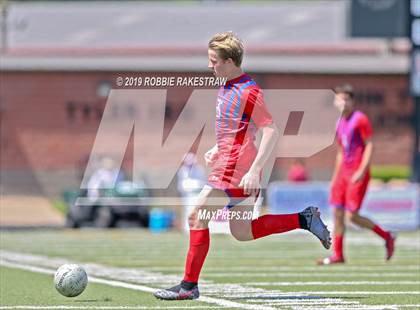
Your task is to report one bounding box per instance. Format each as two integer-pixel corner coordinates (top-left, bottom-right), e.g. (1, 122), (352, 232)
(300, 206), (332, 249)
(154, 282), (199, 300)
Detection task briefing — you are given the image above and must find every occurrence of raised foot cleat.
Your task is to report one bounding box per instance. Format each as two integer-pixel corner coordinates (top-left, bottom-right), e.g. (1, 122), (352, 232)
(154, 282), (199, 300)
(300, 206), (332, 249)
(386, 233), (396, 261)
(317, 255), (345, 265)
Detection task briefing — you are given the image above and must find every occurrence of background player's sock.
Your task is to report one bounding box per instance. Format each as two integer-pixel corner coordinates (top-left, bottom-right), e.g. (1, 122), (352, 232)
(251, 214), (300, 239)
(183, 228), (210, 283)
(372, 225), (391, 240)
(333, 234), (344, 258)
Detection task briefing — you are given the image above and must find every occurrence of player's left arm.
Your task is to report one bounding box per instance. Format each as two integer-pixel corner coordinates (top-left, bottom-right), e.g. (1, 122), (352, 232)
(239, 88), (279, 195)
(351, 139), (373, 183)
(239, 123), (279, 195)
(351, 115), (373, 183)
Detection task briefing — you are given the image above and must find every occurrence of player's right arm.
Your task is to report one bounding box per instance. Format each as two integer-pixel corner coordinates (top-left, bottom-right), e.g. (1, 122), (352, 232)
(204, 144), (218, 167)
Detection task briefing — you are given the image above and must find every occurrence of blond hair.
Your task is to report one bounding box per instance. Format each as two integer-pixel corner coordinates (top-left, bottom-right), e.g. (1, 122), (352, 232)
(208, 31), (244, 67)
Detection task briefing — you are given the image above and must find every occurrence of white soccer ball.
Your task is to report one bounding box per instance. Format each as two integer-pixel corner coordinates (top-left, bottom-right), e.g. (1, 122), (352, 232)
(54, 264), (88, 297)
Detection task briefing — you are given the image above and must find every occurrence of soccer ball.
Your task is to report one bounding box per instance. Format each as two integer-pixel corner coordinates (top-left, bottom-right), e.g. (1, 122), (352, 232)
(54, 264), (88, 297)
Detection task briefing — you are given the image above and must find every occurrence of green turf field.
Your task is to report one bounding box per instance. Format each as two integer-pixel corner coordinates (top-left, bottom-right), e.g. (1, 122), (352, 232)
(0, 229), (419, 309)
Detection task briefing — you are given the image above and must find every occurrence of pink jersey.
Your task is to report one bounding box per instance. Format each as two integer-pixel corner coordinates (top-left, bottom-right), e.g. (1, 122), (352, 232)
(336, 110), (372, 170)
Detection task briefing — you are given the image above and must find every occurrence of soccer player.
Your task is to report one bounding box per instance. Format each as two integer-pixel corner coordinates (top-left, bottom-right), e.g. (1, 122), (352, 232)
(318, 84), (396, 265)
(154, 32), (331, 300)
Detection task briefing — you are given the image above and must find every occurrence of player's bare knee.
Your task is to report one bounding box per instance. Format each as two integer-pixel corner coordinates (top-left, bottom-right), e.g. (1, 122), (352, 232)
(335, 214), (345, 226)
(345, 211), (357, 223)
(231, 230), (252, 241)
(333, 208), (344, 219)
(230, 223), (253, 242)
(188, 207), (209, 229)
(187, 209), (199, 228)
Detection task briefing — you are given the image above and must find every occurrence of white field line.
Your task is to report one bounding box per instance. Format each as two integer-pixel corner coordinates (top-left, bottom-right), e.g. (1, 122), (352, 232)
(247, 299), (360, 305)
(3, 305), (420, 310)
(206, 272), (419, 278)
(257, 291), (420, 295)
(0, 252), (286, 310)
(206, 291), (420, 299)
(0, 260), (155, 293)
(145, 265), (420, 271)
(0, 252), (281, 306)
(244, 281), (420, 286)
(249, 300), (420, 310)
(0, 260), (276, 310)
(0, 307), (221, 309)
(286, 305), (388, 310)
(0, 250), (181, 286)
(0, 250), (354, 302)
(289, 306), (420, 310)
(263, 233), (420, 250)
(344, 235), (420, 250)
(5, 250), (418, 309)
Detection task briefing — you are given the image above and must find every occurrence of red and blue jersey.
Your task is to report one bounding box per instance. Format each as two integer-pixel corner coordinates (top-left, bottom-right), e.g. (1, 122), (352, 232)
(336, 110), (372, 170)
(215, 73), (273, 161)
(208, 73), (273, 193)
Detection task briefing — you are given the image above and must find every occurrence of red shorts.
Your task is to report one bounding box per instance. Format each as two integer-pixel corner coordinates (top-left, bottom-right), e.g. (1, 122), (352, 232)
(207, 149), (257, 208)
(207, 165), (250, 208)
(330, 168), (370, 212)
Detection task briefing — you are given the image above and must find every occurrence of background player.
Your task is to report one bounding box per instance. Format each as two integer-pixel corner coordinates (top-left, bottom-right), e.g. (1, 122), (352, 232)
(154, 31), (331, 301)
(318, 84), (396, 265)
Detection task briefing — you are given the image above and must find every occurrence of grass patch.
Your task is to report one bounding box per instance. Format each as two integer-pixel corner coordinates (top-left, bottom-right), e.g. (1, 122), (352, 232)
(371, 165), (411, 182)
(51, 199), (68, 215)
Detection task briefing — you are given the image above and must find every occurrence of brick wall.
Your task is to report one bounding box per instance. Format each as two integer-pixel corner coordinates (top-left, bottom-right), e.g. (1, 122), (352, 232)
(0, 71), (414, 175)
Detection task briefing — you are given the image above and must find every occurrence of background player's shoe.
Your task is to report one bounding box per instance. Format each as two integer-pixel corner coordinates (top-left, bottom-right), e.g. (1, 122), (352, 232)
(317, 255), (345, 265)
(154, 282), (199, 300)
(300, 206), (332, 249)
(386, 233), (396, 261)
